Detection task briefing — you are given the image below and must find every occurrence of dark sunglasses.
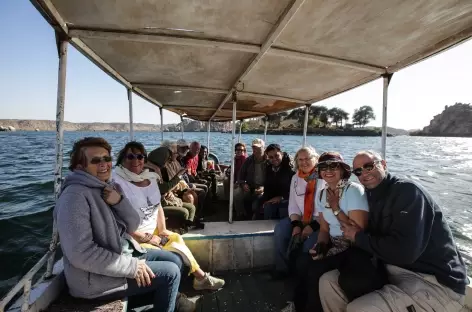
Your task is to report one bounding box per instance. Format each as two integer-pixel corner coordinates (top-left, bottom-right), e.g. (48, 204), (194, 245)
(353, 161), (380, 177)
(318, 162), (340, 171)
(90, 156), (112, 164)
(235, 149), (245, 152)
(126, 153), (145, 161)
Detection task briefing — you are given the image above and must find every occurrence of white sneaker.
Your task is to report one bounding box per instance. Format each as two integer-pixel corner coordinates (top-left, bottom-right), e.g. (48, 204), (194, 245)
(281, 301), (296, 312)
(193, 273), (225, 290)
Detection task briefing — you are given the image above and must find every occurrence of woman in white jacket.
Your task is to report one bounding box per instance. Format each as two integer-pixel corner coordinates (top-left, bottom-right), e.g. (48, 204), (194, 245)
(272, 146), (324, 277)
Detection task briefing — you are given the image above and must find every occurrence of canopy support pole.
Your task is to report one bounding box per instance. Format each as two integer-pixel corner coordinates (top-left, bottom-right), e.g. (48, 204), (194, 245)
(206, 121), (211, 154)
(302, 104), (310, 147)
(228, 91), (237, 224)
(264, 117), (269, 142)
(180, 115), (184, 139)
(159, 107), (164, 142)
(128, 88), (134, 141)
(45, 38), (68, 279)
(238, 119), (243, 143)
(381, 74), (393, 160)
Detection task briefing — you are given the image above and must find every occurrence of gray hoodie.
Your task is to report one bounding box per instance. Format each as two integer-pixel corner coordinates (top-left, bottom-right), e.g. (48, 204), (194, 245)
(54, 170), (143, 299)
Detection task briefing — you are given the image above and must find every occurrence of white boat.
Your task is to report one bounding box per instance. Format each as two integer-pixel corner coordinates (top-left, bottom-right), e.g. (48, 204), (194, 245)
(2, 0), (472, 311)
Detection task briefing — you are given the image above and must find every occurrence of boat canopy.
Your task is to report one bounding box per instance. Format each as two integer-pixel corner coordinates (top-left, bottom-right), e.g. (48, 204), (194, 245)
(31, 0), (472, 121)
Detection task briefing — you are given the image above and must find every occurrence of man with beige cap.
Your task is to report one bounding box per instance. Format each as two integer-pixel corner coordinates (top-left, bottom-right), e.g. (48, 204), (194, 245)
(233, 138), (266, 220)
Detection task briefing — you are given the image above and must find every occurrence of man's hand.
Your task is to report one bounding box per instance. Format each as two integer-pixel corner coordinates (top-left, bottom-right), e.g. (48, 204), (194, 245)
(291, 226), (302, 237)
(340, 220), (362, 242)
(135, 259), (155, 287)
(301, 225), (313, 239)
(266, 196), (283, 204)
(242, 183), (250, 192)
(254, 186), (264, 195)
(326, 188), (340, 210)
(177, 168), (186, 177)
(102, 186), (122, 206)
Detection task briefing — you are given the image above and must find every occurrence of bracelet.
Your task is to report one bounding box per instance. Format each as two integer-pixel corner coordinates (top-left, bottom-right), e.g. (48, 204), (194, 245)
(142, 233), (153, 243)
(291, 220), (303, 229)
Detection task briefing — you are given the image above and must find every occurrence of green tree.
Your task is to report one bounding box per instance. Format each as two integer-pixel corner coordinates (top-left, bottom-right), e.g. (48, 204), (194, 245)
(352, 105), (375, 127)
(310, 105), (329, 127)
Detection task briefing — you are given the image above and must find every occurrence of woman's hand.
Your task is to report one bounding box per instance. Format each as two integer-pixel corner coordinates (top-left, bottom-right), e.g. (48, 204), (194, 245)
(159, 229), (173, 237)
(102, 186), (122, 205)
(135, 259), (155, 287)
(326, 188), (340, 210)
(301, 225), (313, 239)
(144, 162), (161, 173)
(148, 235), (162, 246)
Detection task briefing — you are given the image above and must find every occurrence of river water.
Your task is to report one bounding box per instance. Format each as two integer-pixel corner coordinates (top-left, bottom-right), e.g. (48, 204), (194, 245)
(1, 131), (471, 296)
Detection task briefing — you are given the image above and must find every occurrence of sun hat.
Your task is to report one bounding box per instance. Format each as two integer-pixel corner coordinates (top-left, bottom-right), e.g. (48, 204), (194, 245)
(317, 151), (351, 179)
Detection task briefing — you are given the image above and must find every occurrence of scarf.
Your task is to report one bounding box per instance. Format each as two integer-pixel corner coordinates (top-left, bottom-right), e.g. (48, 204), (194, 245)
(115, 165), (160, 183)
(324, 179), (349, 208)
(298, 168), (318, 224)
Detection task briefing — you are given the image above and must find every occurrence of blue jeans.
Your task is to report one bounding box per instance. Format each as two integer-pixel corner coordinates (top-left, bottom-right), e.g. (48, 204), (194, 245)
(274, 217), (319, 273)
(125, 249), (183, 312)
(263, 200), (289, 220)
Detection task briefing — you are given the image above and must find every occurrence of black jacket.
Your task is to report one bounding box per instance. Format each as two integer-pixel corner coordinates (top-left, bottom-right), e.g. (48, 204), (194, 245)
(355, 173), (468, 294)
(262, 152), (295, 202)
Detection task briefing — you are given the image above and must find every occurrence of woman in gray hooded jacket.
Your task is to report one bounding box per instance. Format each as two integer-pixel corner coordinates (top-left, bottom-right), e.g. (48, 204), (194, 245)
(54, 137), (189, 312)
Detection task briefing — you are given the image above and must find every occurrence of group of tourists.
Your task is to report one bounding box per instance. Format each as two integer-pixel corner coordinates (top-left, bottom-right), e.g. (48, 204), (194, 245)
(54, 134), (468, 312)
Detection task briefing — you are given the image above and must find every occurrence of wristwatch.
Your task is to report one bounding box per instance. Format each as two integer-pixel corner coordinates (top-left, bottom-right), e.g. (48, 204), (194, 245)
(333, 208), (341, 216)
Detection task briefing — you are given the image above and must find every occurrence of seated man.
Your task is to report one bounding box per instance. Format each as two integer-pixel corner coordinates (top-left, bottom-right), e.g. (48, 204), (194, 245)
(176, 139), (208, 200)
(261, 144), (295, 220)
(183, 141), (216, 199)
(54, 137), (191, 312)
(197, 145), (218, 199)
(319, 150), (468, 312)
(234, 138), (266, 220)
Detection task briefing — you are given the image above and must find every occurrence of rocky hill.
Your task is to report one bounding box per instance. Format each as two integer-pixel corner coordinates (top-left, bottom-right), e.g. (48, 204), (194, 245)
(411, 103), (472, 137)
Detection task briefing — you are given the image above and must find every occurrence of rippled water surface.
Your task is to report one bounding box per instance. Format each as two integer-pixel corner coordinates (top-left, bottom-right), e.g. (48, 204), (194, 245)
(1, 131), (471, 296)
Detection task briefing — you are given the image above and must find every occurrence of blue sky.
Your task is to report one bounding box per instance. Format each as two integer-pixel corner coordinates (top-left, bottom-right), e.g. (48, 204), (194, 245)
(1, 1), (471, 129)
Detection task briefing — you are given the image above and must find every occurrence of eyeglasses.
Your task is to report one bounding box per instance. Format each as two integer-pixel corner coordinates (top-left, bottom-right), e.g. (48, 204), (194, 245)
(126, 153), (145, 161)
(235, 149), (245, 152)
(318, 162), (340, 171)
(90, 156), (112, 164)
(353, 161), (380, 177)
(294, 178), (305, 196)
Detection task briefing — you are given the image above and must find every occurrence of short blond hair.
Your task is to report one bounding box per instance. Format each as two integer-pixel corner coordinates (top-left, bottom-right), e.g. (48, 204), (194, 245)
(294, 146), (319, 171)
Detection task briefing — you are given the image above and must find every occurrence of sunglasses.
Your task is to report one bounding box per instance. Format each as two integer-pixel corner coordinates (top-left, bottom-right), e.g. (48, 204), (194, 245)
(235, 149), (245, 152)
(90, 156), (112, 164)
(126, 153), (145, 161)
(353, 161), (380, 177)
(318, 162), (340, 171)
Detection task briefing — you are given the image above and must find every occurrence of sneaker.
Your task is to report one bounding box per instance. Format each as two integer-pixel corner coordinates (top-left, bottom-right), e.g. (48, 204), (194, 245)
(193, 273), (225, 290)
(281, 301), (296, 312)
(175, 293), (196, 312)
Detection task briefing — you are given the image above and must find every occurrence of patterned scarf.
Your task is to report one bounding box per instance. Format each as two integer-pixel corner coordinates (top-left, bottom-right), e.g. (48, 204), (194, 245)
(324, 179), (349, 208)
(298, 168), (318, 224)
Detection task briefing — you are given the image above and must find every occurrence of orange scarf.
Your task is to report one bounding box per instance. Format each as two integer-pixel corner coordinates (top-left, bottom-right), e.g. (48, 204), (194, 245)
(298, 168), (318, 224)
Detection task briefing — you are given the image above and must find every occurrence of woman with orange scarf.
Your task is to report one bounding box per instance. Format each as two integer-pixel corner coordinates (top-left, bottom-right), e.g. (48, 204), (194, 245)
(272, 146), (325, 278)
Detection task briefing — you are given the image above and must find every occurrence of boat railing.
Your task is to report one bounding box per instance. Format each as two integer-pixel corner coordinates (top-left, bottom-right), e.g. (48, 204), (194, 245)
(0, 248), (56, 312)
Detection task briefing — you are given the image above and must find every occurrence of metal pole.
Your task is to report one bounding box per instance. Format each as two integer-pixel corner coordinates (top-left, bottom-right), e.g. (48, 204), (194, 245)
(180, 115), (184, 139)
(264, 117), (269, 142)
(206, 121), (211, 154)
(228, 92), (237, 224)
(381, 74), (393, 160)
(159, 107), (164, 142)
(128, 88), (134, 141)
(302, 104), (310, 147)
(45, 39), (68, 278)
(238, 119), (243, 143)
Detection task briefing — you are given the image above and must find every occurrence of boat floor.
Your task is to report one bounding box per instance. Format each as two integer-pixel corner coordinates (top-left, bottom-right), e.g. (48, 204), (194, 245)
(128, 270), (294, 312)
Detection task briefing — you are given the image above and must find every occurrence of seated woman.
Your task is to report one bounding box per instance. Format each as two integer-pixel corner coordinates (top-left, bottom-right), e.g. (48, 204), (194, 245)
(55, 137), (189, 312)
(284, 151), (369, 312)
(113, 142), (225, 291)
(197, 145), (218, 198)
(261, 144), (295, 220)
(273, 146), (324, 278)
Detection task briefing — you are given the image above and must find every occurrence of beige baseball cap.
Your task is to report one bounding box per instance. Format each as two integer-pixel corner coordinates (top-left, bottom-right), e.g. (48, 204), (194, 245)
(251, 138), (265, 148)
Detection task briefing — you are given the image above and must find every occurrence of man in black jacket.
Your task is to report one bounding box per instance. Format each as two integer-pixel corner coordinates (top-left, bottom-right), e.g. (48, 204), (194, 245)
(319, 150), (468, 312)
(261, 144), (295, 220)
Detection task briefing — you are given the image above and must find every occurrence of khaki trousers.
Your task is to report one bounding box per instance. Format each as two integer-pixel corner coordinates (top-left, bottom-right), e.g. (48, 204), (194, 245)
(319, 265), (465, 312)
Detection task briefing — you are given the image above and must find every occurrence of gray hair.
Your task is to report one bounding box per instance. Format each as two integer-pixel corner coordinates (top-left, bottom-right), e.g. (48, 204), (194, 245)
(294, 146), (319, 171)
(355, 150), (383, 161)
